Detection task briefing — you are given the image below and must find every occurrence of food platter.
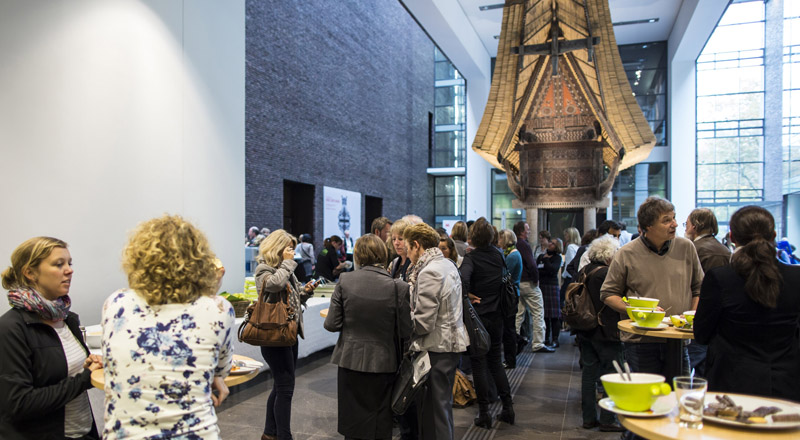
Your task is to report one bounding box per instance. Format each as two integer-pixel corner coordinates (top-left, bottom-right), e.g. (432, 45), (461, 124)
(599, 395), (675, 418)
(230, 357), (263, 375)
(703, 393), (800, 430)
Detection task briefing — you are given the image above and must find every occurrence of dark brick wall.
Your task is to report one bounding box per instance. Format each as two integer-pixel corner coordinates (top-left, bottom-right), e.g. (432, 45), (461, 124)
(245, 0), (434, 246)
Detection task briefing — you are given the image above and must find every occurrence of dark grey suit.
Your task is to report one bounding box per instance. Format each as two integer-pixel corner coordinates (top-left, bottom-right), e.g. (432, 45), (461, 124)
(324, 266), (412, 372)
(324, 265), (412, 439)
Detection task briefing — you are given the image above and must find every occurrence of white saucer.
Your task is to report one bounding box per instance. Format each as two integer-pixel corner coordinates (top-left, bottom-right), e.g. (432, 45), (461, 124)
(632, 323), (668, 330)
(599, 396), (675, 417)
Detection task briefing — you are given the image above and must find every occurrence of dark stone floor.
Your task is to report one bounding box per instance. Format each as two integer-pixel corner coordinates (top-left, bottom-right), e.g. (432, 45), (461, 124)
(217, 333), (622, 439)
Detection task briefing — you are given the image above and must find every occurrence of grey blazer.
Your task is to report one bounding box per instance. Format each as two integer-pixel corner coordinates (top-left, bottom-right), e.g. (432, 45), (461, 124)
(324, 266), (412, 373)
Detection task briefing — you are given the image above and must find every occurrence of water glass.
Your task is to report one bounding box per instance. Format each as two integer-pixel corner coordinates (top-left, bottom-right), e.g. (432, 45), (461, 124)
(673, 376), (707, 429)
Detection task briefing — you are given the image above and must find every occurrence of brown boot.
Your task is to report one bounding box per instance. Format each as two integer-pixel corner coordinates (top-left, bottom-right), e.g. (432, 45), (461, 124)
(261, 434), (277, 440)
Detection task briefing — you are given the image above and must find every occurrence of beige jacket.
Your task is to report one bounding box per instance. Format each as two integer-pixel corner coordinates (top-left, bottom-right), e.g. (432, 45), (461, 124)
(409, 255), (469, 353)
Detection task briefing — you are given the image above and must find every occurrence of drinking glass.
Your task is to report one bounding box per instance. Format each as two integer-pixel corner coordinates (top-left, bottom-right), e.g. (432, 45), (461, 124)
(673, 376), (707, 429)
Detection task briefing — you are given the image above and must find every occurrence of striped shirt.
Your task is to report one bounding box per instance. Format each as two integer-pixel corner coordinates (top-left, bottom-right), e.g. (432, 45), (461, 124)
(53, 323), (93, 438)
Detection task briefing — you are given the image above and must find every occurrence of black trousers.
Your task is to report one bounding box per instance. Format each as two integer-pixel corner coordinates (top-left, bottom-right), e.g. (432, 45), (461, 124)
(469, 310), (512, 407)
(261, 343), (299, 440)
(502, 311), (517, 365)
(418, 351), (459, 440)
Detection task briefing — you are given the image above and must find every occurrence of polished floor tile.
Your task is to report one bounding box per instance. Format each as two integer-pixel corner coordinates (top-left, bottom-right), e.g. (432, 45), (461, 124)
(218, 334), (622, 440)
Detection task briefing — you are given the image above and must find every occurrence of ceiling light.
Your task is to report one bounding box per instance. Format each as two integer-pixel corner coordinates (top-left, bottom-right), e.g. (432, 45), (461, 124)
(613, 18), (660, 26)
(479, 3), (505, 11)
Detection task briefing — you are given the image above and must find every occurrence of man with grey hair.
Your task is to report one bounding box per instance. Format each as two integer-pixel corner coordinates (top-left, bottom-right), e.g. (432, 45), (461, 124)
(683, 207), (730, 377)
(600, 196), (703, 378)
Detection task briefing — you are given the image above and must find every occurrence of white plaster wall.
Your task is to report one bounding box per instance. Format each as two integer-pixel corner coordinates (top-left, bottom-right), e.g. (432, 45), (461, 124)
(0, 0), (245, 324)
(667, 0), (728, 228)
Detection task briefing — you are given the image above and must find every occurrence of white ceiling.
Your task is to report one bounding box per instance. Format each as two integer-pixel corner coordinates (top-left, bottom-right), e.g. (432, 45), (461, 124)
(456, 0), (685, 57)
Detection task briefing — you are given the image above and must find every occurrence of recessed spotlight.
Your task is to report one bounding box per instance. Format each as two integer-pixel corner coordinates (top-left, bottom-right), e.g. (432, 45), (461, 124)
(479, 3), (505, 11)
(612, 18), (660, 26)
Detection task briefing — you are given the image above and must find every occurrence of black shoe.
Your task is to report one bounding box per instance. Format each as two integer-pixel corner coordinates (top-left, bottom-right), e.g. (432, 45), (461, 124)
(582, 420), (598, 430)
(498, 406), (515, 425)
(552, 341), (560, 348)
(533, 345), (555, 353)
(474, 412), (493, 429)
(516, 337), (528, 354)
(599, 423), (625, 432)
(503, 361), (515, 369)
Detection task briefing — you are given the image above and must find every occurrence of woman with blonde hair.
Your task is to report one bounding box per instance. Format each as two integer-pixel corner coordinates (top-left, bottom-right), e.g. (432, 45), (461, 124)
(404, 223), (468, 440)
(101, 215), (235, 439)
(0, 236), (102, 439)
(450, 221), (468, 257)
(324, 234), (412, 439)
(389, 219), (412, 281)
(256, 229), (318, 440)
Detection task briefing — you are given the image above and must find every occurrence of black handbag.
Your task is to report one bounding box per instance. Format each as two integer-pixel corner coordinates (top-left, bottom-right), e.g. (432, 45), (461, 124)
(390, 280), (431, 415)
(463, 296), (490, 357)
(499, 253), (519, 317)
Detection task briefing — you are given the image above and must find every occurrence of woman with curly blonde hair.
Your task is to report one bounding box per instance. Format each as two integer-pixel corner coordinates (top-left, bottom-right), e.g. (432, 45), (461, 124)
(101, 215), (235, 439)
(255, 229), (318, 440)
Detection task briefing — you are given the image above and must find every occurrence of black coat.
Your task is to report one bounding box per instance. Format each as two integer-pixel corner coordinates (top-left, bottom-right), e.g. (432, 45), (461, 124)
(0, 308), (98, 440)
(575, 262), (621, 342)
(460, 246), (504, 315)
(695, 263), (800, 402)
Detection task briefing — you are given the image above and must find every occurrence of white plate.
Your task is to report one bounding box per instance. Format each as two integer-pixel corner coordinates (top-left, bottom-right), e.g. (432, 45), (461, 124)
(675, 327), (694, 333)
(632, 323), (668, 330)
(599, 395), (675, 418)
(229, 365), (258, 375)
(703, 392), (800, 429)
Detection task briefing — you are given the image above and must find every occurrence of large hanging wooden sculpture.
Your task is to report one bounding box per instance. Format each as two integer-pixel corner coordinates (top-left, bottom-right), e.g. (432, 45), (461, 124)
(473, 0), (655, 211)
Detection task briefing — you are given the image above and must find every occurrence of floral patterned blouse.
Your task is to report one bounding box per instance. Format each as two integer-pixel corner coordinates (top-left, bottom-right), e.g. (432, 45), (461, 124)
(101, 289), (235, 439)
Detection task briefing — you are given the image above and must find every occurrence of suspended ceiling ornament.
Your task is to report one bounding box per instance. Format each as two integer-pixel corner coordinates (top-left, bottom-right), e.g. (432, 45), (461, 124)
(472, 0), (655, 208)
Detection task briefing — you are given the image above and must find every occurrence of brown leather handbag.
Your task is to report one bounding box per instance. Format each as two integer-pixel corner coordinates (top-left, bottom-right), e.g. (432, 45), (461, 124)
(238, 282), (298, 347)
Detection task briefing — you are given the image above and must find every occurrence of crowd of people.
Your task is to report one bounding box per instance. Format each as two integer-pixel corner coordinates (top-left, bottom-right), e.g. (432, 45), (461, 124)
(1, 198), (799, 439)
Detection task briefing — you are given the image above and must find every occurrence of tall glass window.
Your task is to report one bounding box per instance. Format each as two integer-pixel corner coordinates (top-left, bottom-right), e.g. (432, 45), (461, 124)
(619, 42), (668, 146)
(432, 47), (466, 226)
(785, 0), (800, 193)
(611, 42), (669, 224)
(434, 176), (466, 218)
(696, 0), (766, 221)
(490, 170), (525, 230)
(611, 163), (668, 227)
(432, 48), (466, 168)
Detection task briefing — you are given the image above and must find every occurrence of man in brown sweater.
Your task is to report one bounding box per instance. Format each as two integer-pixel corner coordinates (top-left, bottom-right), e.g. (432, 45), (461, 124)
(600, 196), (704, 376)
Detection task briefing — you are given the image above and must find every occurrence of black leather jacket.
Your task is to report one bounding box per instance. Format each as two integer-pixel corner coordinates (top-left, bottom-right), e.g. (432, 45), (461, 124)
(0, 308), (98, 439)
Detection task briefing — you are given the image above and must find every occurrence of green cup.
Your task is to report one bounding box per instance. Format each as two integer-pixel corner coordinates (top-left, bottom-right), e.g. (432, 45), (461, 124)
(627, 296), (660, 309)
(631, 308), (665, 328)
(601, 373), (672, 412)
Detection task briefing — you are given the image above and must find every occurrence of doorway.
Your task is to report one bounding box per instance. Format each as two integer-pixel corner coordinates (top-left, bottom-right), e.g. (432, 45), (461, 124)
(283, 180), (315, 238)
(546, 209), (584, 243)
(365, 196), (383, 234)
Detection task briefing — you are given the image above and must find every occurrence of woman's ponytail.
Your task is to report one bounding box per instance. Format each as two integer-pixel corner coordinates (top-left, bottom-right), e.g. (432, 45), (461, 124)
(729, 206), (782, 308)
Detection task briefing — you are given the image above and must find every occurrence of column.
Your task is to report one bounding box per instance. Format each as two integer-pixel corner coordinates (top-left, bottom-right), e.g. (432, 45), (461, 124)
(526, 207), (538, 234)
(583, 207), (596, 231)
(764, 0), (784, 203)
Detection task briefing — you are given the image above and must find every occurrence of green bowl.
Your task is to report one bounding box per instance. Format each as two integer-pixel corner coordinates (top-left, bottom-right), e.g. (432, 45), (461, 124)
(631, 308), (665, 328)
(626, 306), (656, 320)
(601, 373), (672, 412)
(684, 310), (696, 325)
(627, 296), (660, 309)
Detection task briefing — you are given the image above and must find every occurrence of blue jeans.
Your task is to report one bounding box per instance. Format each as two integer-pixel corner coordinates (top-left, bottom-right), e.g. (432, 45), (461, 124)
(261, 343), (299, 440)
(687, 342), (707, 377)
(578, 336), (624, 425)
